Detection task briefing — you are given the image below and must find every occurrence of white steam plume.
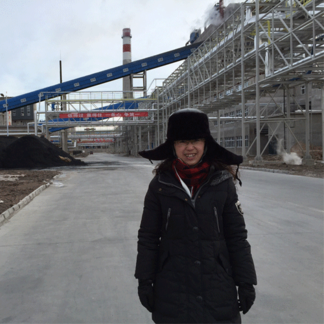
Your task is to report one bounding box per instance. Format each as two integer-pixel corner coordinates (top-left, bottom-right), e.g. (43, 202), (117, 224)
(276, 139), (302, 165)
(204, 1), (241, 28)
(204, 4), (223, 27)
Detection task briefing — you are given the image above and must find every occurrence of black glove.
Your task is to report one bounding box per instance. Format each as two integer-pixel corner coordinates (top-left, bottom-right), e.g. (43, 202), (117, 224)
(138, 279), (154, 312)
(238, 283), (255, 314)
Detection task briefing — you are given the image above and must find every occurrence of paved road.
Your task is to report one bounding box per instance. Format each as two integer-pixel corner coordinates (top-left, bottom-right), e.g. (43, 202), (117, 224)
(238, 169), (323, 324)
(0, 154), (322, 324)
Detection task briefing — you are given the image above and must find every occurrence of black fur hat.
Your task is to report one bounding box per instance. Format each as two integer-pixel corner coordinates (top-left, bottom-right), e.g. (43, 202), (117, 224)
(139, 108), (243, 166)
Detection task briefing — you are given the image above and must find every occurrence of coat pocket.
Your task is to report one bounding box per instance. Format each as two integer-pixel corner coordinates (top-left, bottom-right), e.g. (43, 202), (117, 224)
(218, 253), (233, 277)
(157, 250), (169, 273)
(214, 207), (220, 233)
(165, 208), (171, 231)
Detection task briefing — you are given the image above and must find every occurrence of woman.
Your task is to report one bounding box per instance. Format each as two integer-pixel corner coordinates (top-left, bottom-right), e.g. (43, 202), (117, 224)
(135, 109), (257, 323)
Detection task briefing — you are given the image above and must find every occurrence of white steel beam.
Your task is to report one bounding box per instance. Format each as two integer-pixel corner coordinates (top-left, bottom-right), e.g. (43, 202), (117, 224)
(322, 84), (324, 162)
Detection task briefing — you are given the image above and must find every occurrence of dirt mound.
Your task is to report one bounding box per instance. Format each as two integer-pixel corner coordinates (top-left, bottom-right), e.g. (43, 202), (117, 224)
(0, 135), (86, 169)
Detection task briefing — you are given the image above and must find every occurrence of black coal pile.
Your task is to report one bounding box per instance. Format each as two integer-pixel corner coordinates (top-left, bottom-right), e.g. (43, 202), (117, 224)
(0, 135), (86, 169)
(0, 136), (17, 152)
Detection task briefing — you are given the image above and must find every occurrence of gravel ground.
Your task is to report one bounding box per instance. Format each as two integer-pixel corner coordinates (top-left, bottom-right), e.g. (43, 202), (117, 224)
(0, 170), (59, 215)
(242, 160), (324, 178)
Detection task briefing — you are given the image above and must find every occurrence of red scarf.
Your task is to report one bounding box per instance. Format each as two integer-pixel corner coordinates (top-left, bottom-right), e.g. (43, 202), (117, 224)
(172, 159), (210, 196)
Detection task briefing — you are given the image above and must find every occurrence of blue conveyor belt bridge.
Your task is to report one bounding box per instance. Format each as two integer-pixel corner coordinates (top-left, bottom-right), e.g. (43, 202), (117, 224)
(0, 43), (201, 112)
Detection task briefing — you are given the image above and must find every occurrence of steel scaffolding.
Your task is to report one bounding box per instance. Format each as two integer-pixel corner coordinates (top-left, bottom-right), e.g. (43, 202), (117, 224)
(33, 90), (158, 155)
(29, 0), (324, 160)
(157, 0), (324, 161)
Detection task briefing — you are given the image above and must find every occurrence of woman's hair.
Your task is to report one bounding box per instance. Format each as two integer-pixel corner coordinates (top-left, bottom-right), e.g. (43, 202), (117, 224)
(153, 156), (237, 180)
(153, 158), (174, 175)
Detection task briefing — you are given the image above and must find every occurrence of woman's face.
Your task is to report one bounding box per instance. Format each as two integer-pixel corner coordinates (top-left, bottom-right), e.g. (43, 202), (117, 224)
(174, 139), (205, 167)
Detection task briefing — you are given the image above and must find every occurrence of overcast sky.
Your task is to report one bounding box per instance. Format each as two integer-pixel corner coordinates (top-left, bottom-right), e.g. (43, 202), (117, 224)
(1, 0), (242, 98)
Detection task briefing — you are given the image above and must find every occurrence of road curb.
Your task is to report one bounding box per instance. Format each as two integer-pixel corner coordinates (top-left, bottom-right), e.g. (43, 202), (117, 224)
(0, 183), (51, 226)
(241, 166), (290, 174)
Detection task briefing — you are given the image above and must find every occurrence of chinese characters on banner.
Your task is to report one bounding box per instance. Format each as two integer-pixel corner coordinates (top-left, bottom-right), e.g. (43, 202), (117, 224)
(59, 111), (148, 119)
(77, 138), (114, 143)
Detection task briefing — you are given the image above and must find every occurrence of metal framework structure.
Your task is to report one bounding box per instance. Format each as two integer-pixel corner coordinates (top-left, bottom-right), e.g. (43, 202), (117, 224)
(22, 0), (324, 160)
(37, 91), (155, 133)
(156, 0), (324, 161)
(31, 91), (157, 152)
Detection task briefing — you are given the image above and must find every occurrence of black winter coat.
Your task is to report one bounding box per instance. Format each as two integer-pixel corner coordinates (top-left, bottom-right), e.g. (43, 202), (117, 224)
(135, 168), (257, 323)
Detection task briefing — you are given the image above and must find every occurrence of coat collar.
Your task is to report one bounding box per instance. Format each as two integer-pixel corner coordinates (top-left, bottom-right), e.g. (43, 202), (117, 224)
(157, 167), (232, 193)
(156, 168), (233, 210)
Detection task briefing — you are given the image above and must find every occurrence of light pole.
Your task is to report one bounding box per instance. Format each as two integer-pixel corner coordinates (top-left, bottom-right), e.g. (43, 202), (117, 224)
(1, 93), (9, 136)
(5, 92), (8, 136)
(0, 93), (6, 133)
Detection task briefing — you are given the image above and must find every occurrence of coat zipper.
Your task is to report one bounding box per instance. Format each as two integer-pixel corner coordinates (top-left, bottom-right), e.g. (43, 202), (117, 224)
(159, 175), (213, 208)
(165, 208), (171, 230)
(214, 207), (220, 233)
(191, 170), (232, 207)
(158, 170), (230, 208)
(158, 179), (188, 196)
(191, 177), (213, 207)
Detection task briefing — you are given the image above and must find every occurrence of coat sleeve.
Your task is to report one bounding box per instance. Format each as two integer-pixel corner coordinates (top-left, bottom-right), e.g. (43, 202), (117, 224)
(222, 179), (257, 286)
(134, 181), (163, 281)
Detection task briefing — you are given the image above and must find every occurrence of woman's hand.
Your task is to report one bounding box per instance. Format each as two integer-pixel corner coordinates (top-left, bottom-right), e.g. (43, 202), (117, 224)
(238, 283), (256, 314)
(138, 279), (154, 312)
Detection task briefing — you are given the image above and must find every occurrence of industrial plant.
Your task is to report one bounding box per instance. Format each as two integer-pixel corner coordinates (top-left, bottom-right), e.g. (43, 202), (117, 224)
(0, 0), (323, 165)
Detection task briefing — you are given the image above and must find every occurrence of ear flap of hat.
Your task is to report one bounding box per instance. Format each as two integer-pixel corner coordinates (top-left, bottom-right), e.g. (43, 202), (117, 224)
(138, 141), (173, 161)
(139, 135), (243, 165)
(206, 136), (243, 165)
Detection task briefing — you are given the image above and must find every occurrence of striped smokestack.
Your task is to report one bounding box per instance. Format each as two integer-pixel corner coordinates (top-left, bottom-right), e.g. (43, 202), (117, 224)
(122, 28), (132, 98)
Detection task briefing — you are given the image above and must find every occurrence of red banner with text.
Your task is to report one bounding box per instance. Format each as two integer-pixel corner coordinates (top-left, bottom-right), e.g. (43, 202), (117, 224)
(59, 112), (148, 119)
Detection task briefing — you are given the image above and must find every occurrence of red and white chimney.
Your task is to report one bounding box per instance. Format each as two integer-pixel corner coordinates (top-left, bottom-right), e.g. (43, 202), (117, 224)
(122, 28), (132, 98)
(122, 28), (132, 64)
